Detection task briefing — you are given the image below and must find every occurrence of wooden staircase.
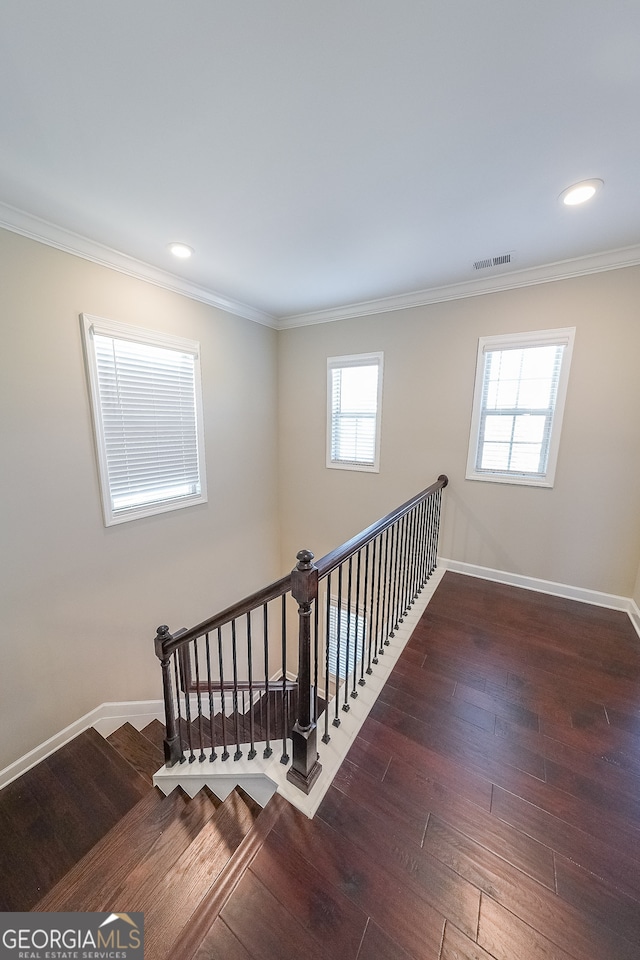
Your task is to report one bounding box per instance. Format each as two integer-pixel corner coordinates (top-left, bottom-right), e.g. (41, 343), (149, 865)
(0, 720), (288, 960)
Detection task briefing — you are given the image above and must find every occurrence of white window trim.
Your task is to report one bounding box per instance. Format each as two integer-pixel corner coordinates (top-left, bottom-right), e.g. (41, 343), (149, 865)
(466, 327), (575, 488)
(81, 313), (208, 525)
(326, 352), (384, 473)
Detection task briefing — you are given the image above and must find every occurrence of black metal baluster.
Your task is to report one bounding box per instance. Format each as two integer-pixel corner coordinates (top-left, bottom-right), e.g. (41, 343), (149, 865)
(323, 573), (331, 743)
(390, 520), (400, 635)
(360, 542), (370, 684)
(263, 602), (272, 758)
(246, 611), (256, 759)
(380, 527), (391, 651)
(193, 637), (206, 762)
(281, 594), (289, 763)
(181, 647), (195, 763)
(313, 592), (319, 723)
(343, 556), (352, 712)
(217, 626), (229, 761)
(334, 563), (343, 726)
(352, 549), (361, 698)
(372, 535), (383, 665)
(205, 632), (217, 761)
(231, 619), (242, 760)
(172, 652), (186, 763)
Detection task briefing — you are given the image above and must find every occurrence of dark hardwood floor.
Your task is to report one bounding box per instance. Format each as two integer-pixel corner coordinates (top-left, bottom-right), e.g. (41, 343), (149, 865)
(199, 571), (640, 960)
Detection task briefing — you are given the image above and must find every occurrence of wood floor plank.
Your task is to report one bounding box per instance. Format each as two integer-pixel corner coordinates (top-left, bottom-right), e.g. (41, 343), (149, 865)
(425, 814), (639, 960)
(356, 919), (417, 960)
(272, 801), (446, 960)
(317, 784), (481, 940)
(491, 784), (640, 903)
(250, 825), (368, 959)
(193, 919), (255, 960)
(221, 869), (332, 960)
(478, 896), (576, 960)
(440, 922), (497, 960)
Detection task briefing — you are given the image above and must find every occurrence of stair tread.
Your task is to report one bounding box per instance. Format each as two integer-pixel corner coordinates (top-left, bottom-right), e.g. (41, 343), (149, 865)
(0, 728), (149, 911)
(107, 722), (164, 784)
(141, 789), (262, 960)
(35, 788), (209, 911)
(177, 792), (290, 960)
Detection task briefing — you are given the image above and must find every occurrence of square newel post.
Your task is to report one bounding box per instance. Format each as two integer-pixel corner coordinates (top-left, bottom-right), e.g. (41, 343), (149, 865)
(287, 549), (322, 794)
(154, 625), (183, 767)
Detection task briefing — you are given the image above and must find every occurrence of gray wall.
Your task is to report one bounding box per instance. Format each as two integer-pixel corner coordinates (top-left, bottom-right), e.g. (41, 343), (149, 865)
(278, 266), (640, 599)
(0, 229), (280, 769)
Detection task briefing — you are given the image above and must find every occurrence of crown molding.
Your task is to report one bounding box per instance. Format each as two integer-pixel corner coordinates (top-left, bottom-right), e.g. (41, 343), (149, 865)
(277, 243), (640, 329)
(3, 200), (639, 331)
(0, 201), (277, 328)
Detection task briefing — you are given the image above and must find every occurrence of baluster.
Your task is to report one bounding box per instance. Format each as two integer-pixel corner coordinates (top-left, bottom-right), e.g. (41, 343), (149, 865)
(351, 549), (361, 698)
(281, 594), (289, 763)
(372, 534), (383, 665)
(322, 572), (332, 743)
(361, 542), (370, 683)
(389, 519), (399, 635)
(172, 653), (187, 763)
(334, 563), (343, 726)
(193, 637), (206, 762)
(205, 632), (217, 761)
(380, 527), (391, 652)
(230, 620), (242, 760)
(263, 602), (272, 759)
(342, 557), (352, 713)
(247, 611), (256, 759)
(216, 627), (229, 761)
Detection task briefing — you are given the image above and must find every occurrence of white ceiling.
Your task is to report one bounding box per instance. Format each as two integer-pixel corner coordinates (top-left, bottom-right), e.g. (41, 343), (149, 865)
(1, 1), (640, 325)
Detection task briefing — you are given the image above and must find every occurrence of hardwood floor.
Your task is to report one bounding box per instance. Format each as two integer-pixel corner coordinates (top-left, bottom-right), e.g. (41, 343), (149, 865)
(199, 572), (640, 960)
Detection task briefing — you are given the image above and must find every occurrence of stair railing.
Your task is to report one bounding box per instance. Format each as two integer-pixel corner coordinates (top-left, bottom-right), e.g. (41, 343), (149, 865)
(154, 474), (448, 793)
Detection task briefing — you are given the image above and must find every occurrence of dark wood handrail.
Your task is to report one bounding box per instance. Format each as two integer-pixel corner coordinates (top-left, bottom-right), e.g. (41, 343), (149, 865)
(156, 573), (291, 658)
(315, 475), (448, 579)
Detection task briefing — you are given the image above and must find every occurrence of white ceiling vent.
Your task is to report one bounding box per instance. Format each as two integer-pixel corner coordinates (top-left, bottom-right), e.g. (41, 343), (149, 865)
(473, 252), (515, 271)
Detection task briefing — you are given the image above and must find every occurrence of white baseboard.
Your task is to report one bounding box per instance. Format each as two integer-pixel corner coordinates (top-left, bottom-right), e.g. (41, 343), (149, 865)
(439, 557), (640, 639)
(0, 700), (165, 792)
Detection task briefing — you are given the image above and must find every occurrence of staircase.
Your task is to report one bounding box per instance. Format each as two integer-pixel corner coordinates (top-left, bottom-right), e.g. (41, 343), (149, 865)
(0, 721), (287, 960)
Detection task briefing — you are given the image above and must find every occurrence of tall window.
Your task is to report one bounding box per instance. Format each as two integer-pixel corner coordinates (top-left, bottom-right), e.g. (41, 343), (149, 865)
(466, 327), (575, 487)
(327, 352), (384, 472)
(81, 314), (207, 525)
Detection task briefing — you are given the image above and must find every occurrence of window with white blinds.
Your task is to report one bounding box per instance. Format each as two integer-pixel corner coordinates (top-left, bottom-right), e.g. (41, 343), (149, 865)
(327, 352), (383, 472)
(466, 327), (575, 487)
(81, 314), (207, 525)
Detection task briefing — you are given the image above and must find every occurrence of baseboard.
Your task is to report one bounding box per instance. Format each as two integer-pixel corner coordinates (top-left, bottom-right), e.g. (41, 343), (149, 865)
(439, 557), (640, 639)
(0, 700), (165, 792)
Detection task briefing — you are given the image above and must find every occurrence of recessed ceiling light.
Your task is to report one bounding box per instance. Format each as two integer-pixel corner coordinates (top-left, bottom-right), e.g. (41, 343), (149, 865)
(559, 179), (604, 206)
(168, 242), (193, 259)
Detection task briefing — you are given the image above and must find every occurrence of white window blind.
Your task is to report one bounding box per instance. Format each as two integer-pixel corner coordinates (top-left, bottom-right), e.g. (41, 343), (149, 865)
(81, 314), (207, 525)
(466, 328), (575, 487)
(327, 353), (383, 472)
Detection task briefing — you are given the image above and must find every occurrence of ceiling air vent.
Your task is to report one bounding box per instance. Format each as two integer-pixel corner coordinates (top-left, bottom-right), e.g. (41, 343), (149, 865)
(473, 252), (514, 271)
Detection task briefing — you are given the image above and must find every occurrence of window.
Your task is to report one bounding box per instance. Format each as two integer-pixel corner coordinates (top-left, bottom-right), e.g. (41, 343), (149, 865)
(327, 352), (383, 472)
(81, 314), (207, 525)
(466, 327), (575, 487)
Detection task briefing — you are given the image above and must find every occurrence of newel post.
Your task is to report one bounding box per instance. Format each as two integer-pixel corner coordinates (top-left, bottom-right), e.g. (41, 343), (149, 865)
(287, 549), (323, 794)
(154, 625), (183, 767)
